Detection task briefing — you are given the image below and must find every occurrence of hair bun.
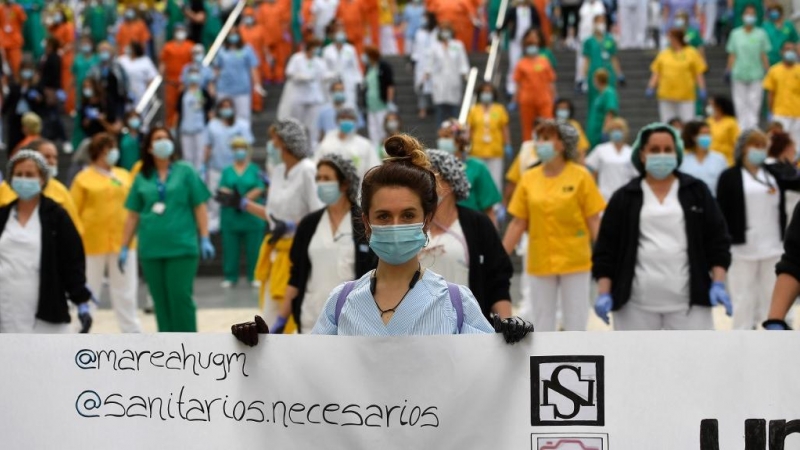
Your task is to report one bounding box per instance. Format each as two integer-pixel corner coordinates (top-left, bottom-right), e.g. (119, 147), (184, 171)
(383, 134), (431, 170)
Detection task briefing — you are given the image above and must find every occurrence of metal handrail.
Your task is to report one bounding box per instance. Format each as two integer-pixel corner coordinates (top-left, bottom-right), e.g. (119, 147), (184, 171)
(136, 0), (248, 121)
(458, 68), (479, 125)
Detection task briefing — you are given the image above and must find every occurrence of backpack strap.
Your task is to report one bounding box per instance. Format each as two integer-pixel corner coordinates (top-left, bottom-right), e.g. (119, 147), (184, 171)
(447, 283), (464, 334)
(334, 281), (357, 326)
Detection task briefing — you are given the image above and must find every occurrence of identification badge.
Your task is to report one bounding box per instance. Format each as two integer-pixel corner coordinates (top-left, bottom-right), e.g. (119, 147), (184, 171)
(152, 202), (166, 215)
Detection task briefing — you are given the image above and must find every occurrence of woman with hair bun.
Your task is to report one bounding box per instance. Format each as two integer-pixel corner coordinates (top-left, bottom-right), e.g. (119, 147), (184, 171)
(231, 134), (533, 343)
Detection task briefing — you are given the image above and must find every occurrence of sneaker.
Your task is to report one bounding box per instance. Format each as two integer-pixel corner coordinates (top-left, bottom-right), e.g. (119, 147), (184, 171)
(63, 142), (74, 154)
(251, 280), (261, 289)
(221, 280), (233, 288)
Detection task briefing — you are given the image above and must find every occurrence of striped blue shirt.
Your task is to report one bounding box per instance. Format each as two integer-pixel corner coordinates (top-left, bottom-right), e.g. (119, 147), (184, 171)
(311, 270), (494, 336)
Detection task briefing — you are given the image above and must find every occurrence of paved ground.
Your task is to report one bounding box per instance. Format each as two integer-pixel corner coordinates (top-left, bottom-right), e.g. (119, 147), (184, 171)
(87, 274), (770, 334)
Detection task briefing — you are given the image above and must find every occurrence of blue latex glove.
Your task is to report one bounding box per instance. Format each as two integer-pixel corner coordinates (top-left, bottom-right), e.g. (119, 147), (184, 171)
(594, 293), (613, 325)
(709, 281), (733, 317)
(267, 214), (296, 245)
(26, 90), (40, 101)
(56, 89), (67, 102)
(617, 74), (626, 87)
(198, 164), (207, 180)
(504, 143), (513, 159)
(271, 316), (288, 334)
(698, 89), (707, 101)
(765, 322), (787, 330)
(86, 107), (99, 119)
(494, 203), (507, 225)
(118, 247), (129, 273)
(723, 70), (731, 84)
(763, 319), (790, 330)
(200, 237), (215, 260)
(766, 113), (774, 123)
(645, 87), (655, 98)
(259, 171), (271, 188)
(77, 303), (92, 333)
(239, 197), (249, 211)
(507, 101), (518, 112)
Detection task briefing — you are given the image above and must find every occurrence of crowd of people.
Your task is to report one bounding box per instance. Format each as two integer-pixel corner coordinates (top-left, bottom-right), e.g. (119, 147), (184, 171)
(2, 0), (800, 337)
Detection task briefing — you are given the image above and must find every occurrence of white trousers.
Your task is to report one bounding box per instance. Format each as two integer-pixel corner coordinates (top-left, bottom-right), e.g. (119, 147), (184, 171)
(613, 302), (714, 330)
(207, 169), (222, 233)
(478, 157), (504, 194)
(774, 115), (800, 152)
(703, 0), (717, 43)
(231, 93), (252, 132)
(180, 131), (208, 170)
(380, 25), (399, 56)
(618, 1), (649, 49)
(85, 251), (142, 333)
(521, 271), (591, 332)
(658, 100), (695, 123)
(729, 255), (780, 330)
(290, 103), (320, 145)
(732, 80), (764, 130)
(368, 110), (388, 147)
(507, 40), (523, 95)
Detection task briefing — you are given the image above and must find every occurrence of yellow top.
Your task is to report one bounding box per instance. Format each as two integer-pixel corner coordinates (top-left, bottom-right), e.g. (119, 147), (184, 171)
(570, 119), (591, 155)
(505, 140), (538, 186)
(508, 162), (606, 276)
(708, 115), (740, 166)
(0, 178), (84, 235)
(378, 0), (394, 25)
(650, 46), (707, 102)
(70, 166), (136, 255)
(467, 103), (509, 159)
(763, 62), (800, 118)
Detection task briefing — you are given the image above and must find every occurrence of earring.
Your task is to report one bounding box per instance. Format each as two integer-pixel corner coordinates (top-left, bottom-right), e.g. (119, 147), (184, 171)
(423, 234), (430, 248)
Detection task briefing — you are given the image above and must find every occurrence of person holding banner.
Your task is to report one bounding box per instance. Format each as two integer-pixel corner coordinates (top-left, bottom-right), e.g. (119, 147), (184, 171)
(231, 135), (533, 344)
(764, 202), (800, 330)
(0, 150), (93, 334)
(592, 123), (733, 330)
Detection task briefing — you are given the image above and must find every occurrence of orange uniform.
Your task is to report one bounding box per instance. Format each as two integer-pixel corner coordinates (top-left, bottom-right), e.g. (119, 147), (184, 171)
(513, 55), (556, 141)
(432, 0), (476, 50)
(364, 0), (379, 48)
(115, 19), (151, 54)
(336, 0), (367, 54)
(160, 39), (194, 127)
(533, 0), (550, 40)
(51, 22), (76, 113)
(257, 0), (292, 82)
(0, 3), (26, 78)
(240, 23), (266, 112)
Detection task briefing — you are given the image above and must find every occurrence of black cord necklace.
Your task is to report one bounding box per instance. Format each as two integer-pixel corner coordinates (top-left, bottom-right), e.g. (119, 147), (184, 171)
(371, 264), (422, 318)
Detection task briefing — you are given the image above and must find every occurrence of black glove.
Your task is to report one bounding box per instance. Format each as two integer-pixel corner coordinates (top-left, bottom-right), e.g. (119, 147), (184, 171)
(78, 303), (93, 334)
(492, 314), (533, 344)
(215, 189), (243, 209)
(268, 214), (289, 245)
(231, 315), (270, 346)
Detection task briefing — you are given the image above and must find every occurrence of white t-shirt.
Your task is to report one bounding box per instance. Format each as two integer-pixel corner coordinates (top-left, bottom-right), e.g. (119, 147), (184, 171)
(315, 130), (381, 180)
(584, 142), (638, 201)
(630, 179), (690, 313)
(0, 206), (41, 332)
(267, 158), (324, 233)
(302, 210), (354, 333)
(731, 167), (783, 261)
(118, 55), (158, 105)
(418, 219), (470, 286)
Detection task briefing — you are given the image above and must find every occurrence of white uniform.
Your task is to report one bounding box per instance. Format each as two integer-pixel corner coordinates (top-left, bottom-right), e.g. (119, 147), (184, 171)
(117, 55), (158, 107)
(281, 52), (330, 141)
(412, 28), (434, 111)
(418, 219), (470, 286)
(426, 39), (469, 107)
(301, 210), (354, 332)
(617, 0), (649, 49)
(322, 43), (363, 109)
(311, 0), (340, 40)
(584, 142), (638, 201)
(315, 130), (381, 180)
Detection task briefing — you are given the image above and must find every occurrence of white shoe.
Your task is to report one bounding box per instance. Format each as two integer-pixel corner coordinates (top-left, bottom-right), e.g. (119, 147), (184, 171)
(220, 280), (233, 288)
(63, 142), (74, 154)
(251, 280), (261, 289)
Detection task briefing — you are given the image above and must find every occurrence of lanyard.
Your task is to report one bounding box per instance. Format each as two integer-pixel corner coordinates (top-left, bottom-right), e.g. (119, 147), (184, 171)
(747, 168), (777, 194)
(92, 166), (121, 186)
(156, 166), (172, 202)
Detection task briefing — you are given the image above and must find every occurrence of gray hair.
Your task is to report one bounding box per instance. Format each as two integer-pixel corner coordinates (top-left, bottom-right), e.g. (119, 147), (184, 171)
(427, 149), (471, 202)
(318, 153), (361, 205)
(273, 118), (311, 159)
(7, 149), (50, 185)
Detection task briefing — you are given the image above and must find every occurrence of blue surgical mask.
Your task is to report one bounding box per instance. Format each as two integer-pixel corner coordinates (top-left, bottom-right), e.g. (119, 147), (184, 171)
(335, 31), (347, 43)
(440, 30), (452, 40)
(21, 69), (33, 80)
(437, 138), (456, 153)
(99, 50), (111, 62)
(128, 117), (141, 129)
(674, 18), (686, 28)
(645, 153), (678, 180)
(219, 107), (234, 119)
(785, 50), (797, 63)
(743, 14), (757, 26)
(609, 130), (624, 143)
(233, 149), (248, 161)
(339, 119), (356, 134)
(193, 53), (204, 63)
(317, 181), (342, 205)
(125, 9), (136, 19)
(106, 148), (120, 166)
(83, 88), (94, 98)
(243, 16), (255, 26)
(267, 141), (282, 167)
(80, 43), (93, 54)
(187, 73), (202, 85)
(479, 92), (493, 104)
(11, 177), (41, 200)
(332, 91), (346, 104)
(152, 139), (174, 159)
(747, 147), (768, 166)
(227, 34), (240, 44)
(525, 45), (539, 56)
(556, 109), (570, 121)
(697, 134), (711, 149)
(770, 10), (781, 21)
(369, 223), (428, 265)
(536, 141), (556, 162)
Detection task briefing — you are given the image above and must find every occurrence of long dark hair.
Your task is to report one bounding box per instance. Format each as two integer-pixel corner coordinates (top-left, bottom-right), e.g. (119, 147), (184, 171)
(140, 126), (178, 178)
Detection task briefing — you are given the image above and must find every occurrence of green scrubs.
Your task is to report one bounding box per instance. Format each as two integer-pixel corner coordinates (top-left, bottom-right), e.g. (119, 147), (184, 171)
(291, 0), (303, 43)
(587, 86), (619, 148)
(732, 0), (763, 29)
(202, 0), (222, 50)
(83, 1), (116, 45)
(165, 0), (185, 41)
(541, 48), (557, 69)
(71, 53), (98, 148)
(582, 34), (617, 113)
(458, 157), (502, 212)
(764, 20), (800, 66)
(218, 163), (265, 283)
(683, 27), (706, 116)
(119, 131), (141, 171)
(125, 161), (211, 332)
(20, 0), (45, 59)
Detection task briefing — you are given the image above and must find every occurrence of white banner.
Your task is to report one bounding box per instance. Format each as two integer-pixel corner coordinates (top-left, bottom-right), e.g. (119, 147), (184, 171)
(1, 332), (799, 449)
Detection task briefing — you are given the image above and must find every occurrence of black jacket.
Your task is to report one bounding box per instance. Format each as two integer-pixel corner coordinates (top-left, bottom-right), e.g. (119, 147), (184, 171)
(777, 202), (800, 281)
(501, 5), (542, 39)
(359, 60), (394, 107)
(0, 196), (91, 324)
(592, 173), (732, 310)
(289, 207), (377, 332)
(457, 206), (513, 319)
(2, 83), (44, 151)
(716, 162), (800, 244)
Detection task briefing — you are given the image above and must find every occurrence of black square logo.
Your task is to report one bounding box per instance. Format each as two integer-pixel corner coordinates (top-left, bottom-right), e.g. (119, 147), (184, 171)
(531, 356), (605, 427)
